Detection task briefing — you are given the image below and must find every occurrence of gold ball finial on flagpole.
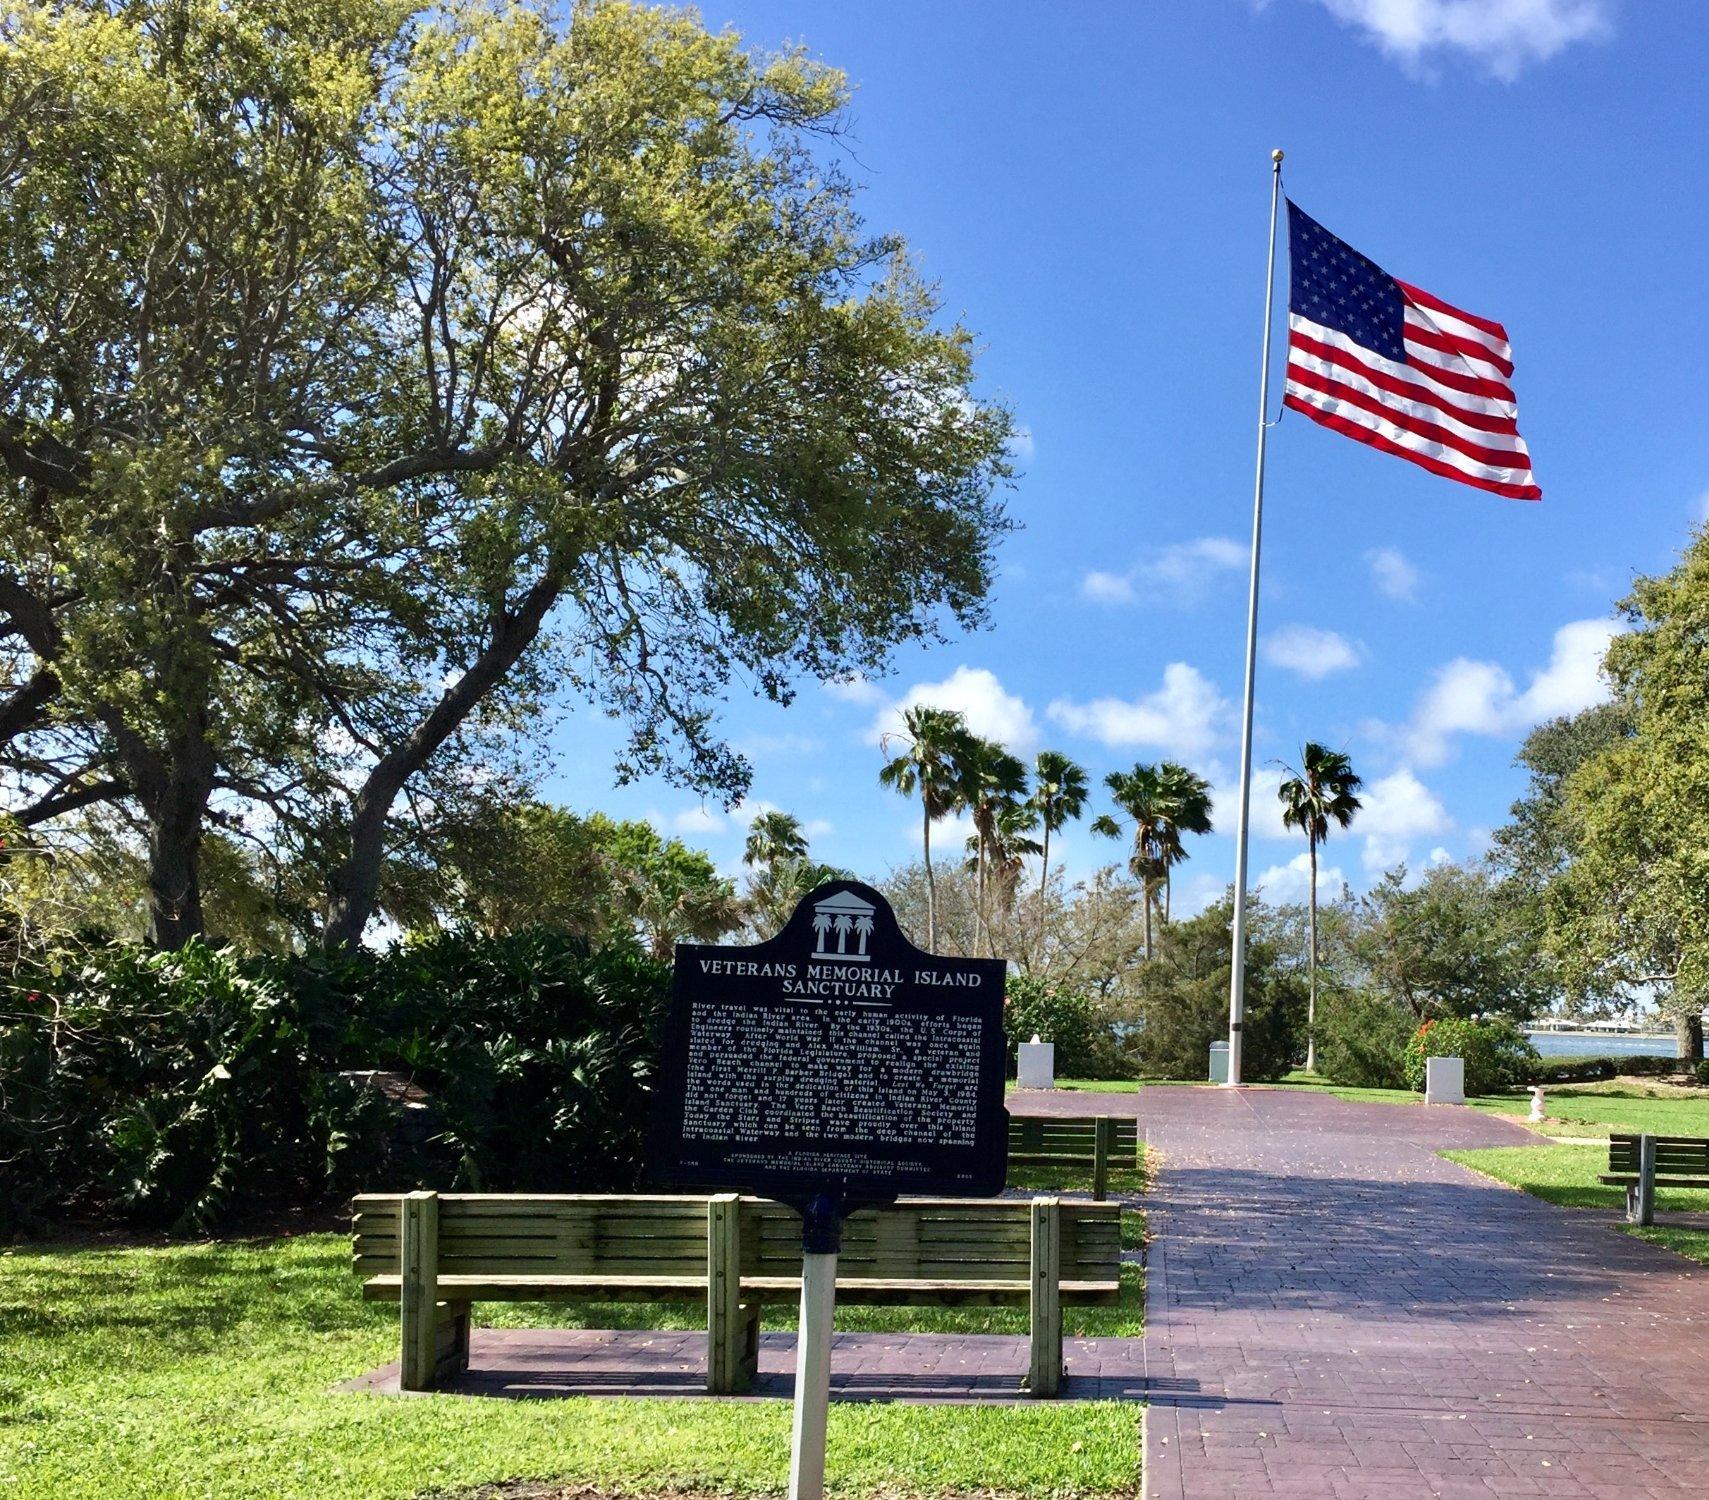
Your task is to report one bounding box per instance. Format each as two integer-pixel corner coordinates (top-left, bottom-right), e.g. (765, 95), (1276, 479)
(1271, 148), (1284, 164)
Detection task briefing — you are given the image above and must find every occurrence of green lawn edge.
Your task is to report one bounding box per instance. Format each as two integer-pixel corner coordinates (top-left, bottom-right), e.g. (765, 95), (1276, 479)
(2, 1168), (1148, 1499)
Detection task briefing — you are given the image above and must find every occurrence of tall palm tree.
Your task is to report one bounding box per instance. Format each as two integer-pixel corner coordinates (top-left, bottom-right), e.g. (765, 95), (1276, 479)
(983, 799), (1044, 917)
(958, 736), (1030, 956)
(1277, 742), (1363, 1073)
(1091, 760), (1214, 958)
(1030, 750), (1089, 911)
(743, 810), (808, 870)
(1154, 762), (1213, 923)
(878, 705), (972, 947)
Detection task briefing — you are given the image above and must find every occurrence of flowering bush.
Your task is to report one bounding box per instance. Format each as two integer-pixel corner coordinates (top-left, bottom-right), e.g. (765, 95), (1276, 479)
(1402, 1015), (1537, 1096)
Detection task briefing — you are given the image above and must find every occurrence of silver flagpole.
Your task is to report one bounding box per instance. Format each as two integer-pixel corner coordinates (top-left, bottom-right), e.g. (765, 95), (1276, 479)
(1226, 148), (1284, 1089)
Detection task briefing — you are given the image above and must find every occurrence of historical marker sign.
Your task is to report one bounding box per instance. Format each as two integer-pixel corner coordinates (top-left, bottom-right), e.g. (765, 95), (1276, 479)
(649, 880), (1008, 1201)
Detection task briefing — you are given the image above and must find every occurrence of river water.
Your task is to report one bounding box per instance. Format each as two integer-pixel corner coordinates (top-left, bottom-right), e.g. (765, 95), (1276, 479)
(1527, 1030), (1677, 1058)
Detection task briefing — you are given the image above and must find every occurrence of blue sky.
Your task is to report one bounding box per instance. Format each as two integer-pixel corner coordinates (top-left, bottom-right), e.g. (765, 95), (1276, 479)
(541, 0), (1709, 910)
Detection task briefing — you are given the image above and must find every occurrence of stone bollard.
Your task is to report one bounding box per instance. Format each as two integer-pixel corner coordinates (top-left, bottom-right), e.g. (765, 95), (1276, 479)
(1530, 1086), (1546, 1124)
(1017, 1033), (1056, 1090)
(1424, 1055), (1465, 1105)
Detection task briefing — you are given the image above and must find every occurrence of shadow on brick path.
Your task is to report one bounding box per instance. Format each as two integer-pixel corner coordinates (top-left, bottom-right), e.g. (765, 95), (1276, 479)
(1089, 1085), (1709, 1499)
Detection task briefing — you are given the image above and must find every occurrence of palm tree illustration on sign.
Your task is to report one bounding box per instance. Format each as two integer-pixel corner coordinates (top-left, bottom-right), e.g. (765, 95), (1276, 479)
(811, 889), (876, 961)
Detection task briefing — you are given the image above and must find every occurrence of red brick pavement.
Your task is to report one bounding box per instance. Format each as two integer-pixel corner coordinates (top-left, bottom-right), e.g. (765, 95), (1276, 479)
(1041, 1085), (1709, 1499)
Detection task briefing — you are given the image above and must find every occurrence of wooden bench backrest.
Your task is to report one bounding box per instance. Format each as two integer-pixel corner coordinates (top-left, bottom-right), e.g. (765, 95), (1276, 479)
(352, 1193), (1121, 1285)
(740, 1198), (1119, 1282)
(1008, 1116), (1139, 1152)
(352, 1193), (711, 1280)
(1608, 1134), (1709, 1176)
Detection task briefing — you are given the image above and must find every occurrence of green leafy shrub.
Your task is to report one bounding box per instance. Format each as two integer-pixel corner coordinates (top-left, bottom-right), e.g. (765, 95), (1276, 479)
(0, 931), (671, 1234)
(1127, 900), (1304, 1083)
(1313, 989), (1412, 1089)
(1002, 976), (1129, 1080)
(1695, 1058), (1709, 1086)
(1402, 1016), (1538, 1096)
(1522, 1052), (1685, 1084)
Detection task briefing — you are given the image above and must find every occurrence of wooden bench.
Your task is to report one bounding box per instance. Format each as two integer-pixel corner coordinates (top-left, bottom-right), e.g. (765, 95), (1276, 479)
(1007, 1115), (1141, 1200)
(1599, 1133), (1709, 1225)
(352, 1191), (1120, 1398)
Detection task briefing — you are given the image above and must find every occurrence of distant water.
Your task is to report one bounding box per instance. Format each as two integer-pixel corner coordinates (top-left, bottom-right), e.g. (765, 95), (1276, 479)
(1527, 1030), (1677, 1059)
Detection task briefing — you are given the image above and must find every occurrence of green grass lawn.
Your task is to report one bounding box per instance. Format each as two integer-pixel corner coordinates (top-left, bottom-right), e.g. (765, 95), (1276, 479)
(1442, 1143), (1709, 1267)
(0, 1233), (1142, 1499)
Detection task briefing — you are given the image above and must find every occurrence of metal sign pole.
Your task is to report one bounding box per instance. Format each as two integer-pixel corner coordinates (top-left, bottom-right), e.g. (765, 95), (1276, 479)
(788, 1194), (841, 1500)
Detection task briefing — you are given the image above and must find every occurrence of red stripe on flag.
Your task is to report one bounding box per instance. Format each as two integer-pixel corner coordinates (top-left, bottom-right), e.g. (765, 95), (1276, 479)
(1284, 363), (1531, 470)
(1283, 394), (1541, 501)
(1403, 321), (1516, 380)
(1287, 331), (1520, 435)
(1397, 279), (1509, 341)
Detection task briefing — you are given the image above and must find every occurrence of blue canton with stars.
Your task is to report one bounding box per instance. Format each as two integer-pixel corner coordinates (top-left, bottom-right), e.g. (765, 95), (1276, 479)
(1287, 200), (1405, 363)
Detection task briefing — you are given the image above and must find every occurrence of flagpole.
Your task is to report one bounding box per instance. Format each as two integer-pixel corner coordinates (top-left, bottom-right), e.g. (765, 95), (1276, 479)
(1226, 148), (1284, 1089)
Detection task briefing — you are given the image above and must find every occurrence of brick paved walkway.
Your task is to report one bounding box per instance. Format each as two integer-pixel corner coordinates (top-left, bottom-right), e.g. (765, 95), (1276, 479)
(341, 1326), (1147, 1401)
(1032, 1086), (1709, 1499)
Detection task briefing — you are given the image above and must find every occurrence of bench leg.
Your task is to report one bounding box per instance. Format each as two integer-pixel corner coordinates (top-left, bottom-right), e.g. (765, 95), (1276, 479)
(1093, 1118), (1113, 1202)
(399, 1190), (439, 1391)
(708, 1192), (754, 1394)
(434, 1301), (471, 1382)
(1634, 1134), (1656, 1227)
(1028, 1196), (1062, 1398)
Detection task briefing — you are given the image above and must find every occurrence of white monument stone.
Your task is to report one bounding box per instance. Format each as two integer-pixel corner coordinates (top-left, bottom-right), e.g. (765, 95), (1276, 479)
(1530, 1086), (1546, 1123)
(1425, 1055), (1465, 1105)
(1017, 1033), (1055, 1090)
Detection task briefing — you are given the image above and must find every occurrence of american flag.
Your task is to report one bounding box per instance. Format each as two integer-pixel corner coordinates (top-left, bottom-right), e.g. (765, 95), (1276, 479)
(1283, 201), (1540, 501)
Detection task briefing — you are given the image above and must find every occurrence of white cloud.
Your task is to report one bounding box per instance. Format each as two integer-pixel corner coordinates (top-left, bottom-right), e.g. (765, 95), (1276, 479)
(1081, 570), (1139, 605)
(872, 665), (1039, 751)
(1080, 536), (1246, 607)
(1205, 761), (1292, 841)
(1306, 0), (1611, 80)
(824, 674), (887, 707)
(1255, 850), (1348, 905)
(671, 806), (724, 835)
(1366, 546), (1419, 602)
(1428, 846), (1453, 867)
(1009, 425), (1035, 462)
(1261, 624), (1362, 680)
(1693, 488), (1709, 526)
(1397, 617), (1622, 766)
(734, 731), (823, 759)
(1358, 768), (1452, 874)
(1047, 663), (1230, 758)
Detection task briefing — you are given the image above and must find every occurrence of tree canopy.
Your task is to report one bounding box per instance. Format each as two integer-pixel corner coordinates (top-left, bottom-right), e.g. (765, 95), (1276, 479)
(0, 0), (1013, 950)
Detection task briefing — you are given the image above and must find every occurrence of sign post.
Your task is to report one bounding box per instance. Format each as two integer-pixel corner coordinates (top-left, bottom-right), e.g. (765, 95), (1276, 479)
(649, 881), (1008, 1498)
(788, 1194), (841, 1500)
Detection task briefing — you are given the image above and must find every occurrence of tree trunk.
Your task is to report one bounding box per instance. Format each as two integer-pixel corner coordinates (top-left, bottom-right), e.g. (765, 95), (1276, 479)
(143, 782), (209, 949)
(323, 569), (564, 950)
(1305, 834), (1319, 1073)
(1164, 868), (1172, 924)
(1141, 878), (1152, 961)
(1674, 1010), (1705, 1065)
(1036, 822), (1051, 969)
(921, 805), (937, 949)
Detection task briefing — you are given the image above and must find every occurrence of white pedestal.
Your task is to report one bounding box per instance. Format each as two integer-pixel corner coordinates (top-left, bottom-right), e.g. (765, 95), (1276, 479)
(1425, 1055), (1465, 1105)
(1017, 1040), (1056, 1090)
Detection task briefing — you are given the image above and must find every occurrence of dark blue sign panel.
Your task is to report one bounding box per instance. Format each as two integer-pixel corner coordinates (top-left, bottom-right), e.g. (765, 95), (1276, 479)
(649, 881), (1008, 1200)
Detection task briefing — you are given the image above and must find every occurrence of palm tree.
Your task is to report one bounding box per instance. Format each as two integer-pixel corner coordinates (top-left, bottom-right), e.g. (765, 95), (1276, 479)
(1029, 750), (1088, 949)
(958, 736), (1030, 956)
(1091, 761), (1214, 959)
(1154, 762), (1213, 923)
(743, 810), (808, 870)
(878, 705), (973, 947)
(981, 799), (1044, 919)
(1277, 742), (1363, 1073)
